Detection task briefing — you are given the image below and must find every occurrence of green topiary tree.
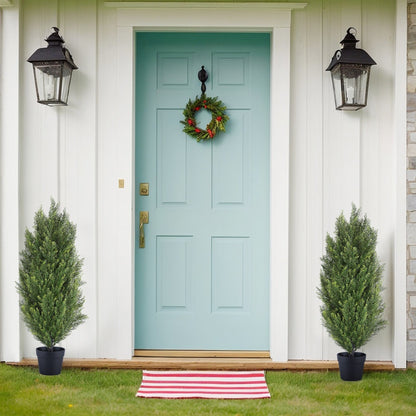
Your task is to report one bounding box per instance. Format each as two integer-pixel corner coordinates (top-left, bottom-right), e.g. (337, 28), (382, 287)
(17, 199), (87, 351)
(317, 205), (386, 356)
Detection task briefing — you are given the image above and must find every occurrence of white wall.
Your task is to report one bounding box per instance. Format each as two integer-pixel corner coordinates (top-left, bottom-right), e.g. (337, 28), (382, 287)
(19, 0), (98, 358)
(289, 0), (398, 361)
(0, 1), (21, 363)
(0, 0), (403, 363)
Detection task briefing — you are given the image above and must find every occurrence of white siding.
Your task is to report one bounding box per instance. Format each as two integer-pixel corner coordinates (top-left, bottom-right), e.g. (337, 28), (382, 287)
(96, 2), (135, 359)
(0, 1), (21, 363)
(289, 0), (324, 361)
(20, 0), (98, 358)
(0, 0), (403, 363)
(289, 0), (397, 361)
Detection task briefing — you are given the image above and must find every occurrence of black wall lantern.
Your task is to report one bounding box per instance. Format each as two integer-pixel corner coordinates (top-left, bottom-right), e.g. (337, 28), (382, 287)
(326, 27), (376, 111)
(27, 27), (77, 106)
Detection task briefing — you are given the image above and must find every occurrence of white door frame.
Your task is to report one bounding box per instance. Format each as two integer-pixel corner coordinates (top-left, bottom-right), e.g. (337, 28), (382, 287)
(107, 2), (307, 362)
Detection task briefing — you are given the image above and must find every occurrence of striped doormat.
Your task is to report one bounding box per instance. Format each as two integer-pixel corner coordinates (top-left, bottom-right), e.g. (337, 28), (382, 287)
(136, 370), (271, 399)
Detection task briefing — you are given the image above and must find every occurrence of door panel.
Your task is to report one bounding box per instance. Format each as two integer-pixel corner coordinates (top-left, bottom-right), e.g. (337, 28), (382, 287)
(157, 236), (192, 311)
(135, 32), (270, 350)
(211, 237), (250, 312)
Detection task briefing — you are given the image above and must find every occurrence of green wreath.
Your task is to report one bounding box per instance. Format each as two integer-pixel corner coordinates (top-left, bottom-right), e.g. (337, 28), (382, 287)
(181, 94), (229, 142)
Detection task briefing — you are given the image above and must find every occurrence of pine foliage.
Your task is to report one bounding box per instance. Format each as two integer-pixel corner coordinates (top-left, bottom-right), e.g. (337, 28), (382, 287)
(181, 94), (229, 141)
(17, 200), (87, 351)
(317, 205), (386, 355)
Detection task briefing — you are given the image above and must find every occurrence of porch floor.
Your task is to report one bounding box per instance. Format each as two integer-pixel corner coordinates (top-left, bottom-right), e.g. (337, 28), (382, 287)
(8, 357), (395, 371)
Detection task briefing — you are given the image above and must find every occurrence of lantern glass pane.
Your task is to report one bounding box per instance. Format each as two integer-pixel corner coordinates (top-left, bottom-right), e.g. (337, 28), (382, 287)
(338, 64), (371, 111)
(60, 62), (73, 104)
(33, 63), (63, 104)
(32, 61), (73, 105)
(330, 65), (342, 109)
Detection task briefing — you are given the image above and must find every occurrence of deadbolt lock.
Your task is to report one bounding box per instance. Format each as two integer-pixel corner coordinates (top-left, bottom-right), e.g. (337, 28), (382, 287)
(139, 183), (149, 196)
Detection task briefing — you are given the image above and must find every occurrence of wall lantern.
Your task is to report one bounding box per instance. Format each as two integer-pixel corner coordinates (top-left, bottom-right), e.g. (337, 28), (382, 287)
(326, 27), (376, 111)
(27, 27), (77, 106)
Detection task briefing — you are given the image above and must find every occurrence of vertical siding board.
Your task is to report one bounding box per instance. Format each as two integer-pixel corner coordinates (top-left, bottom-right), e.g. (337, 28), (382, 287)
(322, 0), (340, 361)
(97, 1), (116, 359)
(20, 0), (60, 358)
(289, 6), (308, 360)
(322, 0), (363, 360)
(289, 0), (325, 361)
(305, 0), (324, 360)
(97, 2), (132, 358)
(0, 2), (21, 362)
(395, 0), (407, 369)
(360, 0), (395, 361)
(97, 2), (118, 358)
(57, 0), (98, 358)
(360, 0), (381, 217)
(21, 0), (59, 217)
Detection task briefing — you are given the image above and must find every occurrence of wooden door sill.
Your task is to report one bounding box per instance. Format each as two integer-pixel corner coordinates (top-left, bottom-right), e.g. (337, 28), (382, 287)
(8, 358), (395, 371)
(134, 350), (270, 359)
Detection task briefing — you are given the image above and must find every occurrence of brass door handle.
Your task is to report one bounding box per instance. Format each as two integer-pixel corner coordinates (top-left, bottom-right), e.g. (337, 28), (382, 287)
(139, 211), (149, 248)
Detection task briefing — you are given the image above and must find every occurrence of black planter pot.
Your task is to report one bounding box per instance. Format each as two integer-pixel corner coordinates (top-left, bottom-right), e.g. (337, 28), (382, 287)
(337, 352), (366, 381)
(36, 347), (65, 375)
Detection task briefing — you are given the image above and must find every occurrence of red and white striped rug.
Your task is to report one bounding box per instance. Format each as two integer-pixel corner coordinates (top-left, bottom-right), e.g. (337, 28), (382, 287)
(136, 370), (271, 399)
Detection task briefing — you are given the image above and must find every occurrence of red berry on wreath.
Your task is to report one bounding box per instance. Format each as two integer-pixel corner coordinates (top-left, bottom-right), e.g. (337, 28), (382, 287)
(187, 119), (193, 125)
(195, 128), (201, 133)
(216, 116), (222, 121)
(195, 107), (200, 111)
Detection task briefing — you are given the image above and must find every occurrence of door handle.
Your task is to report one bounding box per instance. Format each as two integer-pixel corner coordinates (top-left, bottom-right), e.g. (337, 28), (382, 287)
(139, 211), (149, 248)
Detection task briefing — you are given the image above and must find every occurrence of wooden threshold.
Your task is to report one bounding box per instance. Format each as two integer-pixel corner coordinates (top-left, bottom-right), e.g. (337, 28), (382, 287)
(134, 350), (270, 358)
(7, 358), (395, 372)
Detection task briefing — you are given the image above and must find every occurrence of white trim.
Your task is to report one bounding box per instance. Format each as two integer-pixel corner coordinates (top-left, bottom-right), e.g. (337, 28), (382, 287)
(393, 0), (407, 369)
(105, 2), (307, 10)
(0, 0), (13, 7)
(112, 3), (305, 361)
(269, 26), (291, 362)
(113, 25), (136, 360)
(0, 1), (21, 362)
(114, 4), (302, 31)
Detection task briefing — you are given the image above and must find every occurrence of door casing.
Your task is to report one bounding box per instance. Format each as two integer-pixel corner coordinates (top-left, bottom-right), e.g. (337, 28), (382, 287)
(109, 2), (306, 361)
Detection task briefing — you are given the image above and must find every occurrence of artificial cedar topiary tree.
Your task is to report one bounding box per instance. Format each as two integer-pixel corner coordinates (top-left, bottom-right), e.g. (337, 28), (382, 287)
(317, 205), (386, 356)
(17, 199), (87, 351)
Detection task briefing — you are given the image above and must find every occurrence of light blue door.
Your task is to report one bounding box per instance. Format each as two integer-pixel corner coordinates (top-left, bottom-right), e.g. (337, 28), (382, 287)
(135, 33), (270, 350)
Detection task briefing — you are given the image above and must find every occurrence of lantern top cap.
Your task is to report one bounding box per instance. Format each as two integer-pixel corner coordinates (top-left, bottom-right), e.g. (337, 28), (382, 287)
(27, 27), (78, 70)
(340, 27), (359, 46)
(326, 27), (376, 72)
(45, 27), (65, 45)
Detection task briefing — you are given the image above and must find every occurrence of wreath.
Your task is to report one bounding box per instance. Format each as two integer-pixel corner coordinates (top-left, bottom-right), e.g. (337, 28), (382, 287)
(181, 94), (229, 142)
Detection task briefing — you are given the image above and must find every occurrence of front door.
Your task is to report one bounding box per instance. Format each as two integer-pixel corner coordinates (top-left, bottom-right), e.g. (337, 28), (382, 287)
(135, 32), (270, 350)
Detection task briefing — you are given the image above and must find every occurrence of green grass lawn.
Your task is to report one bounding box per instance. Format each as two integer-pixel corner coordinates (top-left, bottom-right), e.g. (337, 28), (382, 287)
(1, 364), (415, 416)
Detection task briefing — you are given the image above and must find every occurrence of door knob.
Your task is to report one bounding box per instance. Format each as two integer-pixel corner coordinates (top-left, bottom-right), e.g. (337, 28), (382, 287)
(139, 211), (149, 248)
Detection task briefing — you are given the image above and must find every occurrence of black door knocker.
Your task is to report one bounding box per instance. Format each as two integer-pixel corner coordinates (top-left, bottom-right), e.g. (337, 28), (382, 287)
(198, 66), (208, 93)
